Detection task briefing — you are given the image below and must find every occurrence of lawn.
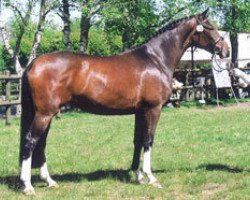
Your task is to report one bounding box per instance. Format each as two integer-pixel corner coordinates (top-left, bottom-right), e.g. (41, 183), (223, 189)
(0, 104), (250, 199)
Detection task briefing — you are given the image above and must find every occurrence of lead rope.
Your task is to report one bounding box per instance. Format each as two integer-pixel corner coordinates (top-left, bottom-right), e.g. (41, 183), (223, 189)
(212, 54), (227, 72)
(212, 54), (239, 106)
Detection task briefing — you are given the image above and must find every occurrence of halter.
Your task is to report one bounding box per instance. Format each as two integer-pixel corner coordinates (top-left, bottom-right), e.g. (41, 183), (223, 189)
(195, 17), (225, 55)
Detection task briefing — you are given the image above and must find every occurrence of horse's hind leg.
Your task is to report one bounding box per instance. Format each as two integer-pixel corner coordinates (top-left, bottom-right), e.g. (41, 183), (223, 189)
(40, 161), (58, 188)
(20, 113), (53, 195)
(36, 122), (58, 188)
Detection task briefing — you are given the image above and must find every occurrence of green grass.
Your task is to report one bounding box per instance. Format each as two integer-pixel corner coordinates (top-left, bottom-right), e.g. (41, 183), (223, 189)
(0, 104), (250, 199)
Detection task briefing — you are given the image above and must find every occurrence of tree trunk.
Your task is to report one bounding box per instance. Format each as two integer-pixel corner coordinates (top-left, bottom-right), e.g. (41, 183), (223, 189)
(79, 0), (106, 53)
(122, 28), (135, 50)
(27, 0), (47, 66)
(122, 32), (130, 50)
(62, 0), (72, 50)
(230, 32), (238, 66)
(13, 0), (34, 70)
(230, 3), (238, 66)
(79, 15), (90, 53)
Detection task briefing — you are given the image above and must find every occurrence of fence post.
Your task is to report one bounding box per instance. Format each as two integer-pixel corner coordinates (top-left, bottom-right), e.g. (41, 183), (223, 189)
(185, 69), (190, 101)
(5, 71), (11, 125)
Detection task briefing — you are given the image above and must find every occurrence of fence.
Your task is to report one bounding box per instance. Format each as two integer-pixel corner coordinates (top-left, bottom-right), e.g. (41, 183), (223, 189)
(0, 71), (21, 125)
(0, 68), (249, 125)
(172, 68), (214, 102)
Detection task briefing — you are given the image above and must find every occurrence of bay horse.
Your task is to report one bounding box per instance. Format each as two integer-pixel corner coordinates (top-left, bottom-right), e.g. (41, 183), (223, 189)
(20, 9), (230, 195)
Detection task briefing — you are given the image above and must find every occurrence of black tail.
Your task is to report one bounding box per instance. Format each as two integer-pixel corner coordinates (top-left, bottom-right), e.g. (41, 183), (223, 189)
(19, 66), (35, 166)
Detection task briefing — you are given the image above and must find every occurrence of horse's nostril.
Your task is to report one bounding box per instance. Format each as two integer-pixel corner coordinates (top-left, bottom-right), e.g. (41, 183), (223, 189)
(215, 46), (221, 53)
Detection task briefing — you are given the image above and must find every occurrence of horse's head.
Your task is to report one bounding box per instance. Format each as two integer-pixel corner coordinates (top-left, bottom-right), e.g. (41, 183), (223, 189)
(190, 9), (230, 59)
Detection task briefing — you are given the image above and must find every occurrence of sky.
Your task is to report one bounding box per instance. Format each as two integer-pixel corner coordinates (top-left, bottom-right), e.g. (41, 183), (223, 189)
(1, 4), (81, 28)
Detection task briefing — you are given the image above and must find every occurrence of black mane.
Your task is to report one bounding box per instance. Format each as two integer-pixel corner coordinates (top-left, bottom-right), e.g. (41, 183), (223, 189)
(146, 14), (195, 43)
(124, 14), (196, 52)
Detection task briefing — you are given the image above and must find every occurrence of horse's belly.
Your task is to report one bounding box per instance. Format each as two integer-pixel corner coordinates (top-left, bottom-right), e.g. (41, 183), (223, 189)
(71, 95), (136, 115)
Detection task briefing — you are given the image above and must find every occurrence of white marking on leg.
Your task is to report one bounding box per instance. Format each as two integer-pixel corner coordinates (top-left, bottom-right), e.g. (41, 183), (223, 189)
(20, 155), (35, 195)
(40, 162), (58, 188)
(143, 147), (152, 174)
(143, 147), (162, 188)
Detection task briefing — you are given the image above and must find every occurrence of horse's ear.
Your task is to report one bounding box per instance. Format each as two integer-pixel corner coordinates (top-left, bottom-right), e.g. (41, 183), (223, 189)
(202, 8), (209, 19)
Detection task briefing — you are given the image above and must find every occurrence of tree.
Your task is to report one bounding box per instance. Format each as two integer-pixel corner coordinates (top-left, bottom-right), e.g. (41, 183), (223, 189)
(57, 0), (107, 53)
(217, 0), (250, 65)
(101, 0), (160, 50)
(0, 0), (58, 73)
(79, 0), (107, 53)
(0, 0), (35, 74)
(27, 0), (59, 65)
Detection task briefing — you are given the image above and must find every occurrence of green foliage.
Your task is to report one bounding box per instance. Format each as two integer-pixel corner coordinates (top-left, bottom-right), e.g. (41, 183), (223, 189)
(195, 63), (212, 70)
(0, 45), (9, 71)
(70, 21), (81, 52)
(189, 0), (250, 34)
(106, 32), (123, 55)
(87, 28), (111, 56)
(161, 0), (191, 18)
(8, 19), (34, 66)
(217, 0), (250, 34)
(101, 0), (160, 49)
(88, 27), (122, 56)
(38, 25), (65, 54)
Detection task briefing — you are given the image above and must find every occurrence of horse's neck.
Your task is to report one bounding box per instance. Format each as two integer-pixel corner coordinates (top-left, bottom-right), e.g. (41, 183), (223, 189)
(145, 22), (193, 73)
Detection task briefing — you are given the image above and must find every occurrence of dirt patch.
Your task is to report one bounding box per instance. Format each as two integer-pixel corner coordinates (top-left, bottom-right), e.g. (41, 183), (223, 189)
(230, 102), (250, 109)
(201, 183), (226, 197)
(168, 190), (192, 200)
(216, 102), (250, 110)
(201, 102), (250, 111)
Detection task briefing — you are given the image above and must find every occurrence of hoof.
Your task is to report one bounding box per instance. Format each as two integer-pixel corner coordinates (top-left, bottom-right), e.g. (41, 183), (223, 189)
(23, 188), (36, 196)
(48, 181), (59, 188)
(137, 177), (145, 185)
(149, 181), (162, 189)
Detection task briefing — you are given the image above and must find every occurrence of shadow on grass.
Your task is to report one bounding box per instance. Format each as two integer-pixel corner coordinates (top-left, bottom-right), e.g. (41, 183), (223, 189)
(0, 168), (168, 193)
(197, 164), (248, 173)
(52, 169), (132, 183)
(3, 165), (246, 193)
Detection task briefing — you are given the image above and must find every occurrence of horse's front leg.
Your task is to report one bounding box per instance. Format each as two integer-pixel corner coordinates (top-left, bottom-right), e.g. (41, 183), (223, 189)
(142, 105), (162, 188)
(131, 111), (145, 184)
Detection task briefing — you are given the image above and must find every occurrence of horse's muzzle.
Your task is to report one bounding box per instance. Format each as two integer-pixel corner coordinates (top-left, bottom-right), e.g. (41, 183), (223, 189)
(218, 40), (230, 59)
(218, 49), (230, 59)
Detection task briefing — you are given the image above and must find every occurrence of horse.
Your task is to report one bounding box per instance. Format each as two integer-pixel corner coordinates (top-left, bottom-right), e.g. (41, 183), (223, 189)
(19, 9), (230, 195)
(233, 68), (250, 87)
